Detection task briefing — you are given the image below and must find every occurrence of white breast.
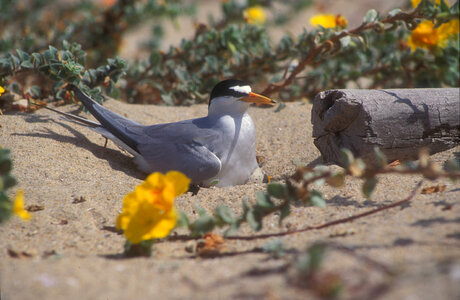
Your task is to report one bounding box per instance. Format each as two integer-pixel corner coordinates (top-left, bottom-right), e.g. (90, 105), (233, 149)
(205, 113), (258, 187)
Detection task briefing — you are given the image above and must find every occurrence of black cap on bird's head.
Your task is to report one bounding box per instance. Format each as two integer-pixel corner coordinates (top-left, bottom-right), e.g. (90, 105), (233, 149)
(209, 79), (276, 107)
(210, 79), (250, 100)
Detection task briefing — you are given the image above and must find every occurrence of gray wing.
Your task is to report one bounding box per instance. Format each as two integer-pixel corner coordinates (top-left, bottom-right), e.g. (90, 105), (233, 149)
(130, 119), (223, 184)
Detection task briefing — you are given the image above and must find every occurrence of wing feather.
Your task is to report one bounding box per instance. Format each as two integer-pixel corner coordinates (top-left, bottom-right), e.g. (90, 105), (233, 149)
(129, 119), (223, 184)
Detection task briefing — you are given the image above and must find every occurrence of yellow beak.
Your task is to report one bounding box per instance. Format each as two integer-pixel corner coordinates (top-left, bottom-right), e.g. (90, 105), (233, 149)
(241, 92), (276, 105)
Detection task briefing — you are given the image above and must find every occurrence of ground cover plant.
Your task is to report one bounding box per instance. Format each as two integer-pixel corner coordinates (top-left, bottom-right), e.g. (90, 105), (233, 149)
(1, 0), (459, 298)
(0, 0), (458, 108)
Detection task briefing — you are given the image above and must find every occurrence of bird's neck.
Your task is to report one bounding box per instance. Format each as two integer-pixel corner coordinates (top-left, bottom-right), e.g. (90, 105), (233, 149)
(208, 98), (250, 117)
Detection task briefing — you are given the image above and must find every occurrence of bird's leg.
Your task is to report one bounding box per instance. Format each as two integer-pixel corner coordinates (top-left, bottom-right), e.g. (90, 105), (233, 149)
(188, 184), (201, 196)
(100, 138), (109, 155)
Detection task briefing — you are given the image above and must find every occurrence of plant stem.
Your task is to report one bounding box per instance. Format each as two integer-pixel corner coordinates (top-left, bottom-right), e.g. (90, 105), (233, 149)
(261, 10), (423, 96)
(227, 180), (423, 240)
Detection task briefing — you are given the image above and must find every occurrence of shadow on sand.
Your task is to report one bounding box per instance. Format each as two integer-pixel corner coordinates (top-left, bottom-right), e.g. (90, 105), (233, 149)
(13, 114), (146, 180)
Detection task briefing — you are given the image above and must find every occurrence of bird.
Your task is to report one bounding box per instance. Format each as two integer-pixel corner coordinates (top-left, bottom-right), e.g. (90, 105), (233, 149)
(45, 79), (276, 187)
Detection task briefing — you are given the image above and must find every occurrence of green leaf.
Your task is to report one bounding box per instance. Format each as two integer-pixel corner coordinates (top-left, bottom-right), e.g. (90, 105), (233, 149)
(60, 50), (72, 61)
(256, 191), (274, 208)
(209, 179), (219, 186)
(274, 102), (286, 112)
(20, 60), (34, 69)
(223, 223), (239, 237)
(362, 177), (378, 199)
(26, 85), (41, 98)
(177, 211), (190, 228)
(195, 205), (208, 217)
(267, 183), (286, 198)
(55, 89), (67, 100)
(191, 215), (215, 235)
(363, 9), (378, 24)
(340, 148), (355, 169)
(161, 93), (174, 105)
(443, 158), (460, 172)
(279, 204), (291, 225)
(262, 239), (285, 257)
(309, 190), (326, 208)
(241, 197), (250, 220)
(205, 55), (218, 72)
(0, 159), (12, 176)
(214, 205), (235, 224)
(174, 68), (188, 82)
(16, 49), (30, 61)
(296, 243), (326, 274)
(43, 46), (58, 61)
(227, 41), (237, 54)
(9, 82), (21, 94)
(246, 210), (262, 231)
(374, 147), (387, 167)
(0, 58), (13, 72)
(0, 193), (13, 223)
(2, 175), (17, 190)
(62, 40), (70, 50)
(0, 149), (10, 164)
(308, 244), (326, 271)
(440, 0), (450, 12)
(10, 54), (20, 68)
(31, 53), (43, 66)
(149, 52), (162, 66)
(388, 8), (401, 17)
(340, 36), (351, 48)
(48, 45), (58, 57)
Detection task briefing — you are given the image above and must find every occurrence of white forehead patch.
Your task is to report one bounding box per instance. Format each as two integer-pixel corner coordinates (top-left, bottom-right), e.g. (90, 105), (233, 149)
(229, 85), (251, 94)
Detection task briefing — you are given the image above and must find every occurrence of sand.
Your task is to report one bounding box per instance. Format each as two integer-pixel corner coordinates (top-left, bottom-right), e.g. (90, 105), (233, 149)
(0, 100), (459, 300)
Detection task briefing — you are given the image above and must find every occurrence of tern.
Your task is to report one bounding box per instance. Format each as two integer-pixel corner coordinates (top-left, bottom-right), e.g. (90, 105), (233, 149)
(45, 79), (276, 187)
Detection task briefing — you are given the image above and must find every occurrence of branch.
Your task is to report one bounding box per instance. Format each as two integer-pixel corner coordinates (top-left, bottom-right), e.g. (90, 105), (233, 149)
(227, 180), (423, 240)
(261, 10), (422, 96)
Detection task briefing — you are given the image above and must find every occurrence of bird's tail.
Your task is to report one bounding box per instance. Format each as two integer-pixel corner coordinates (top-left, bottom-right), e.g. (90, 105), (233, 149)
(43, 105), (101, 128)
(69, 85), (141, 154)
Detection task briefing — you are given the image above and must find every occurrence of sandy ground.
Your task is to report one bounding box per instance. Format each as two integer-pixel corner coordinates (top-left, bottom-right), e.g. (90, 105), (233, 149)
(0, 100), (459, 300)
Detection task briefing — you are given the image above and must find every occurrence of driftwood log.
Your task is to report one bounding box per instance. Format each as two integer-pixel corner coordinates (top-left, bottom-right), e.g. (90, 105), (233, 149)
(311, 88), (460, 165)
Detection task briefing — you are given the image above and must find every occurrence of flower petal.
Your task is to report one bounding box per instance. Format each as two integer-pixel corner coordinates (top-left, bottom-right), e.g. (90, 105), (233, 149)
(310, 14), (337, 29)
(124, 202), (177, 244)
(145, 173), (163, 188)
(142, 208), (178, 240)
(166, 171), (191, 196)
(243, 6), (266, 25)
(13, 190), (31, 220)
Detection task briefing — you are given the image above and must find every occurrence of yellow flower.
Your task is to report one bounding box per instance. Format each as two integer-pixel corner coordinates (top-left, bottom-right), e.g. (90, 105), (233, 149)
(335, 15), (348, 28)
(243, 6), (267, 25)
(310, 14), (348, 29)
(411, 0), (442, 7)
(0, 86), (4, 97)
(13, 190), (31, 220)
(116, 171), (190, 244)
(407, 19), (459, 51)
(437, 19), (460, 41)
(139, 171), (190, 211)
(123, 203), (178, 244)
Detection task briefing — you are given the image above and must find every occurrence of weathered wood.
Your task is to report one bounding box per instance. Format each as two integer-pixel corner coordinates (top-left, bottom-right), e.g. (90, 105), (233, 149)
(311, 88), (460, 165)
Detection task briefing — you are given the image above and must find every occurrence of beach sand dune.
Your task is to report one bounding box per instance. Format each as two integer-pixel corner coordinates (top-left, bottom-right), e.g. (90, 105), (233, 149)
(1, 101), (459, 299)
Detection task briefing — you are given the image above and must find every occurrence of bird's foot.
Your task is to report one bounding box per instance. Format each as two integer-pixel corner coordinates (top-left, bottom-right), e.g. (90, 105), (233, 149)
(188, 184), (201, 196)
